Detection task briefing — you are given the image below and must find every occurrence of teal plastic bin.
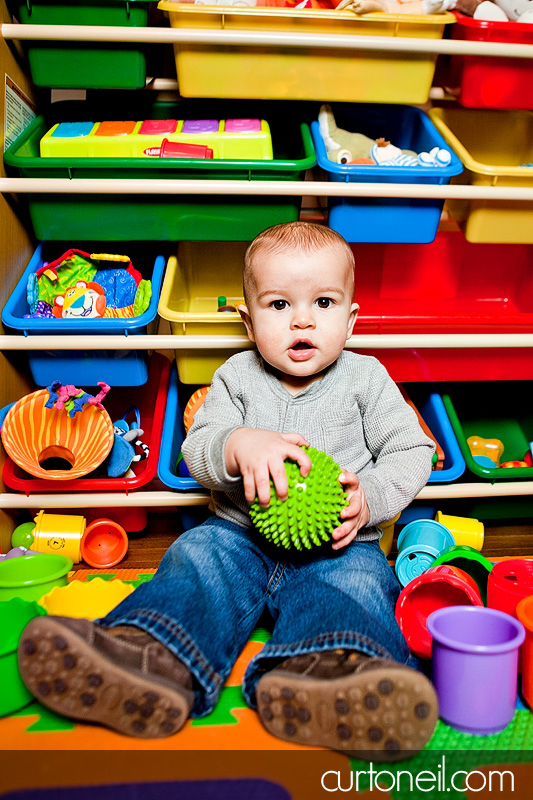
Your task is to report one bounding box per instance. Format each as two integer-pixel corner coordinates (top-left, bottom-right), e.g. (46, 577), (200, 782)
(4, 96), (315, 241)
(12, 0), (159, 90)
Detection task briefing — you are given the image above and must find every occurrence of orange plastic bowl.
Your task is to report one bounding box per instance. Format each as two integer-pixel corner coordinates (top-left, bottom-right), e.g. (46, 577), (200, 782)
(81, 518), (129, 568)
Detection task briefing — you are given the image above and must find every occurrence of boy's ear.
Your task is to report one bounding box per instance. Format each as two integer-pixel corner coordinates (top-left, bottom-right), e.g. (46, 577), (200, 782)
(346, 302), (359, 340)
(237, 303), (256, 343)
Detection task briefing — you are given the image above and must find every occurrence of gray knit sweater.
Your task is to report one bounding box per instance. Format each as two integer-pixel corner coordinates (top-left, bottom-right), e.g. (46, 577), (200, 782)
(182, 350), (435, 541)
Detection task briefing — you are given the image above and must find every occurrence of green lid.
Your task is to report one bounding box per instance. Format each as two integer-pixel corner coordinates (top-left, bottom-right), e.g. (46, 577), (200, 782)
(433, 545), (493, 604)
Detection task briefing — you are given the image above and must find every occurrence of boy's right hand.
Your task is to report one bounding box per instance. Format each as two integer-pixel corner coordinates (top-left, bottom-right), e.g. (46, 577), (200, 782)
(226, 428), (311, 507)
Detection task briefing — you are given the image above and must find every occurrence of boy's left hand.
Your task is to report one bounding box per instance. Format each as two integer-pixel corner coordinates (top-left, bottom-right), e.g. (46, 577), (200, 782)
(331, 470), (370, 551)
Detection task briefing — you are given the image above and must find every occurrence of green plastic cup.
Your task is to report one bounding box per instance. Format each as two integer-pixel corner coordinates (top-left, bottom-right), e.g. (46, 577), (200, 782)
(432, 545), (493, 605)
(0, 552), (72, 603)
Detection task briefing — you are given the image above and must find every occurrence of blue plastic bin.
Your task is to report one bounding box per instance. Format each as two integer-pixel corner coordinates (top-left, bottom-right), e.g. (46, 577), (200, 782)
(311, 103), (463, 244)
(158, 363), (210, 530)
(1, 242), (166, 387)
(416, 390), (466, 484)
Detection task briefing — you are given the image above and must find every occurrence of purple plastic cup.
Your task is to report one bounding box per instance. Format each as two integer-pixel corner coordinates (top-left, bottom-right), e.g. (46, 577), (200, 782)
(427, 606), (525, 735)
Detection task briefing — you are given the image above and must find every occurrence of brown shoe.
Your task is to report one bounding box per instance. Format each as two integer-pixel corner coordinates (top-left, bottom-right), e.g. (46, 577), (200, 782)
(256, 650), (438, 761)
(18, 616), (194, 739)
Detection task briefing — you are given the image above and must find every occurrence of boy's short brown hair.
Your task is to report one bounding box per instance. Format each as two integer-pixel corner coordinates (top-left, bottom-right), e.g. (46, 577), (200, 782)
(243, 221), (355, 303)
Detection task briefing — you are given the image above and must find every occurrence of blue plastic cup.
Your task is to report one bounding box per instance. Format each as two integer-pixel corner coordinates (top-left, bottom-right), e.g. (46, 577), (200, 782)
(395, 520), (455, 587)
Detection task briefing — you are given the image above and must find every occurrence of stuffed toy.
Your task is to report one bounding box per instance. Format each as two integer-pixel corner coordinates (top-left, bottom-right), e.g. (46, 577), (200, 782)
(336, 0), (456, 14)
(318, 105), (451, 167)
(26, 249), (152, 320)
(107, 407), (149, 478)
(454, 0), (533, 21)
(52, 281), (137, 319)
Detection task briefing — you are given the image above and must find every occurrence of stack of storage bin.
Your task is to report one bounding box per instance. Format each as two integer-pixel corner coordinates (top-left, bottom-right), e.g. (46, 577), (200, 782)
(4, 1), (533, 539)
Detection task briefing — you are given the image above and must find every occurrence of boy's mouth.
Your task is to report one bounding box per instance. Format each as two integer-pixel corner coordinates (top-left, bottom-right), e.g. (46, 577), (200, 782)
(288, 339), (316, 361)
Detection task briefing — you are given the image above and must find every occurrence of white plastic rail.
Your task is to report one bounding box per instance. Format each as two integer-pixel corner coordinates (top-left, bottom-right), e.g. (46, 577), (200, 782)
(3, 23), (533, 59)
(2, 179), (533, 202)
(1, 481), (533, 509)
(2, 334), (533, 349)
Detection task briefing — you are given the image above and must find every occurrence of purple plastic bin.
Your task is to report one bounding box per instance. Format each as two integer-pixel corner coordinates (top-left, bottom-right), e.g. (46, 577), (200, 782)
(427, 606), (525, 735)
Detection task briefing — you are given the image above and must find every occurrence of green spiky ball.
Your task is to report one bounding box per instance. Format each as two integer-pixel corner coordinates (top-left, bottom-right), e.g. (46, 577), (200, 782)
(249, 446), (348, 551)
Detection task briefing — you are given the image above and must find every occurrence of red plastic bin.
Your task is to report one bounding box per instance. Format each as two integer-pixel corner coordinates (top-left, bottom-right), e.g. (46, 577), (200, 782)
(348, 230), (533, 382)
(445, 13), (533, 110)
(2, 353), (171, 493)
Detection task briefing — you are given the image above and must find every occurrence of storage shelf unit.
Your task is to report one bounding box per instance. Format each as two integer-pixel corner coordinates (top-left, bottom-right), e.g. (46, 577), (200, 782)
(1, 15), (533, 513)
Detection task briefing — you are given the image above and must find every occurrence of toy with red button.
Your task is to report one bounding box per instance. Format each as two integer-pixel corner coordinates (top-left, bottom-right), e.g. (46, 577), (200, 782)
(40, 118), (273, 161)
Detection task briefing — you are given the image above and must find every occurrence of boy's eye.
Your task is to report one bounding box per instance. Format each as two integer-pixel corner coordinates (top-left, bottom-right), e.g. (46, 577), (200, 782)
(316, 297), (333, 309)
(271, 299), (288, 310)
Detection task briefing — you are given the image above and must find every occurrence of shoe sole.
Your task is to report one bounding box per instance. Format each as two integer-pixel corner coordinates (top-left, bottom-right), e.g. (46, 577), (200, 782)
(256, 663), (438, 761)
(18, 617), (192, 739)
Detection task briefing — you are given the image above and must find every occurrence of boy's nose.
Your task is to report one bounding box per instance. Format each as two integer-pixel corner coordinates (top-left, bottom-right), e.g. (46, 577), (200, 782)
(291, 309), (315, 328)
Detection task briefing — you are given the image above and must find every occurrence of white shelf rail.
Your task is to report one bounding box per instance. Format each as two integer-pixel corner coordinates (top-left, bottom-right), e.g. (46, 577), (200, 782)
(3, 23), (533, 59)
(1, 481), (532, 509)
(3, 333), (533, 349)
(2, 179), (533, 202)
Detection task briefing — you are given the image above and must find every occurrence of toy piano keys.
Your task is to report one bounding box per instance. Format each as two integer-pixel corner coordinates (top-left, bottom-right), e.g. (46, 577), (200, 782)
(40, 118), (274, 160)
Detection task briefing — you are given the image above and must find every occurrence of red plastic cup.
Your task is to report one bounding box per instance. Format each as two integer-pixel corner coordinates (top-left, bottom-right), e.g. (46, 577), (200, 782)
(395, 564), (484, 659)
(81, 519), (128, 569)
(487, 559), (533, 617)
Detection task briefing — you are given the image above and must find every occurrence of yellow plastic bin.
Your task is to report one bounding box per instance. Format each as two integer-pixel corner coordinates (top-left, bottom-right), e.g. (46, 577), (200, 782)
(429, 107), (533, 244)
(158, 1), (455, 104)
(158, 243), (250, 383)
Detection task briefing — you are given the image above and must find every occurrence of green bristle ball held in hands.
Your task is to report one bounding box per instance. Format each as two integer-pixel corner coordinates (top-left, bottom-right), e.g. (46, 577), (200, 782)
(249, 446), (349, 551)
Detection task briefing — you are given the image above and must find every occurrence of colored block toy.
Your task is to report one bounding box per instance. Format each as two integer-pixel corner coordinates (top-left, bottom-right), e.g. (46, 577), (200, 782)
(40, 118), (274, 160)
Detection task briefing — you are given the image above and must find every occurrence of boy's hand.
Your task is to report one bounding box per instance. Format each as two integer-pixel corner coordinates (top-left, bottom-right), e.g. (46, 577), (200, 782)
(331, 470), (370, 551)
(226, 428), (311, 507)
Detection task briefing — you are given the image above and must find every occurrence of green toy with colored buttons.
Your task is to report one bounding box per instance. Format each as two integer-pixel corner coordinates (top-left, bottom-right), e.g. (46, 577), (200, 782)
(249, 446), (348, 551)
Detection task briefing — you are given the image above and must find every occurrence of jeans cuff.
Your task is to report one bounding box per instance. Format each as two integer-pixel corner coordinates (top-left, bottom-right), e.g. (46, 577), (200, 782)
(102, 609), (223, 718)
(241, 631), (402, 709)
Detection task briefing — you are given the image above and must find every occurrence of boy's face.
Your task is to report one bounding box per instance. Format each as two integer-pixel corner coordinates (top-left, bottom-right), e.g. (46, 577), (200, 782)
(239, 245), (358, 390)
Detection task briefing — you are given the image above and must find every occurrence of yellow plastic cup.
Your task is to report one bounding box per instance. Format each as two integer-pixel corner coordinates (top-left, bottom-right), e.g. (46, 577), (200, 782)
(379, 513), (401, 557)
(32, 510), (85, 564)
(434, 511), (484, 551)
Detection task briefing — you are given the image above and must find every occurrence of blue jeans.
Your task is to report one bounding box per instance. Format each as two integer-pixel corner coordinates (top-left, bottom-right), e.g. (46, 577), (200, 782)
(102, 516), (409, 718)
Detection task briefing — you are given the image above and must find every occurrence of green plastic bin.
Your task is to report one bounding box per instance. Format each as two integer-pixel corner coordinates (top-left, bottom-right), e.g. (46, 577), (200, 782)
(3, 96), (316, 241)
(442, 383), (533, 481)
(13, 0), (159, 89)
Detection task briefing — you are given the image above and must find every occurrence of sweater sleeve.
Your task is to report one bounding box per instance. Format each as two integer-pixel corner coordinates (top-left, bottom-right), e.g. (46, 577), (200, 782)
(181, 362), (246, 491)
(357, 360), (435, 526)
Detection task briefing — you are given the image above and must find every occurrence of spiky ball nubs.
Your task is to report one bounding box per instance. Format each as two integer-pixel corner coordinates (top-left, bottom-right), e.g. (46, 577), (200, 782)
(249, 446), (348, 551)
